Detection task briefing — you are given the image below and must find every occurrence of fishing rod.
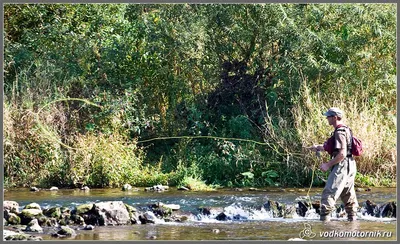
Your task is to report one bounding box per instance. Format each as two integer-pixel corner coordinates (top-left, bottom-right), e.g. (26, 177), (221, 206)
(137, 135), (307, 159)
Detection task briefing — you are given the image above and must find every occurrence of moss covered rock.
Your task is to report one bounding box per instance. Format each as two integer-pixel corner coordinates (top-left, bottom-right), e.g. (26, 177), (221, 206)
(57, 226), (77, 236)
(76, 203), (94, 215)
(6, 212), (21, 225)
(43, 207), (62, 219)
(19, 209), (44, 225)
(125, 204), (139, 224)
(24, 203), (42, 211)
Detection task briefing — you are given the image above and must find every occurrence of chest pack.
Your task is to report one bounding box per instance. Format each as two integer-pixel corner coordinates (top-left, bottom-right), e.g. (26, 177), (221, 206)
(323, 125), (363, 157)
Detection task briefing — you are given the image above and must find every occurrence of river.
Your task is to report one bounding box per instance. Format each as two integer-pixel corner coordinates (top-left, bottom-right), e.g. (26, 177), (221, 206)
(3, 187), (397, 240)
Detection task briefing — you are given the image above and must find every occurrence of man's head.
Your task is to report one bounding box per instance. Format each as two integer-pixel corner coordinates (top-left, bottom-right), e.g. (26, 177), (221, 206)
(324, 107), (344, 126)
(323, 107), (344, 119)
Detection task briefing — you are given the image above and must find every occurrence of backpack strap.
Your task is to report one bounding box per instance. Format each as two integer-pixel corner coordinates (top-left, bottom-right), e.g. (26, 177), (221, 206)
(333, 125), (352, 157)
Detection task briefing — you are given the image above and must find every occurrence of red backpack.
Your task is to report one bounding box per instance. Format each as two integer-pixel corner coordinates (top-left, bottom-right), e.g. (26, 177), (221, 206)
(323, 125), (363, 156)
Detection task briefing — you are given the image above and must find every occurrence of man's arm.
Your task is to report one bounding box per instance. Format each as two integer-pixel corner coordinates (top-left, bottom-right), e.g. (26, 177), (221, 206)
(320, 131), (347, 171)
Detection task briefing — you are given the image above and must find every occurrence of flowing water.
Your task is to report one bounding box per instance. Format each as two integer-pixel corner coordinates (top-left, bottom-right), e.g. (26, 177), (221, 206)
(3, 187), (397, 240)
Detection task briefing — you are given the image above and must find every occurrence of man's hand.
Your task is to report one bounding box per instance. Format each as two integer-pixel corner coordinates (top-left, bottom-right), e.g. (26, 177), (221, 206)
(307, 145), (324, 152)
(320, 162), (331, 172)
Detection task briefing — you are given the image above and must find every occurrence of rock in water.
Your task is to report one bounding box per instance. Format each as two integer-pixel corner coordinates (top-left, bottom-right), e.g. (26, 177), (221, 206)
(93, 201), (131, 225)
(216, 212), (229, 221)
(284, 205), (297, 218)
(296, 201), (309, 217)
(24, 202), (42, 211)
(5, 212), (21, 225)
(380, 201), (396, 218)
(30, 187), (39, 192)
(83, 225), (95, 230)
(365, 200), (379, 217)
(19, 209), (44, 225)
(3, 201), (20, 213)
(43, 207), (62, 219)
(57, 226), (77, 237)
(25, 219), (43, 233)
(122, 184), (132, 191)
(264, 200), (284, 217)
(139, 211), (161, 224)
(178, 186), (190, 191)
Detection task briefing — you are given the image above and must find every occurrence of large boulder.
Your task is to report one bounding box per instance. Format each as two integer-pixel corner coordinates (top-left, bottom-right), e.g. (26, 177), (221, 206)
(19, 209), (44, 225)
(3, 201), (20, 214)
(93, 201), (131, 226)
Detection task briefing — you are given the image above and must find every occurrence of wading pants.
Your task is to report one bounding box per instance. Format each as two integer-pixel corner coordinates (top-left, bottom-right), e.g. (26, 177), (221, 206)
(320, 157), (358, 220)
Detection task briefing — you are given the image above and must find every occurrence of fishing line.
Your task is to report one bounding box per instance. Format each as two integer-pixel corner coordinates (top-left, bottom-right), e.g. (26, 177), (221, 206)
(137, 135), (306, 158)
(306, 151), (319, 206)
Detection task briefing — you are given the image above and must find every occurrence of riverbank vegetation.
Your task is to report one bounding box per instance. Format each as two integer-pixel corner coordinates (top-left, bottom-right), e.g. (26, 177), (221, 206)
(4, 4), (396, 189)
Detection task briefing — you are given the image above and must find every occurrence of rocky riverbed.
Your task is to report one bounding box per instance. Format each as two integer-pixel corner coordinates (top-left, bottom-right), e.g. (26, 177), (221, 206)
(3, 185), (397, 241)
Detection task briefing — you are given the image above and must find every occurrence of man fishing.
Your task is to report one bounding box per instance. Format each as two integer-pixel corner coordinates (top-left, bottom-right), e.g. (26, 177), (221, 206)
(308, 107), (358, 221)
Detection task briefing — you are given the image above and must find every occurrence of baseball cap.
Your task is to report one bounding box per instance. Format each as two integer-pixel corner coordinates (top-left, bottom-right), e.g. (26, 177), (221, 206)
(323, 107), (344, 118)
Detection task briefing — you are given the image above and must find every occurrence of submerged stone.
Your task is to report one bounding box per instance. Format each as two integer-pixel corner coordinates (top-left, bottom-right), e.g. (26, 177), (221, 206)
(57, 226), (77, 236)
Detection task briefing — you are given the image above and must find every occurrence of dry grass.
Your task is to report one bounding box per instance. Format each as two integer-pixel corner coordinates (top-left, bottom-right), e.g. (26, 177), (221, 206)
(291, 82), (396, 182)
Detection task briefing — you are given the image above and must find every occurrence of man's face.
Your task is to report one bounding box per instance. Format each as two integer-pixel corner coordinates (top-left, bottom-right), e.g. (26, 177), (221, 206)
(326, 115), (336, 125)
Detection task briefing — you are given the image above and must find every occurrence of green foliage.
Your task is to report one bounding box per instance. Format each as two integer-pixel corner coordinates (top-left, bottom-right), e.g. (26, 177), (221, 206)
(261, 170), (279, 186)
(3, 4), (396, 188)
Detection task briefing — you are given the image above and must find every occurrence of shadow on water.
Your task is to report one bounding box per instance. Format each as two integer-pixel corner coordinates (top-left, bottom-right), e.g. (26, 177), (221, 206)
(3, 187), (397, 240)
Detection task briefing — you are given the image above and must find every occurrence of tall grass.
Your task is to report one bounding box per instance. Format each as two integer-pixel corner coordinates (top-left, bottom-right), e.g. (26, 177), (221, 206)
(290, 80), (396, 186)
(3, 65), (396, 188)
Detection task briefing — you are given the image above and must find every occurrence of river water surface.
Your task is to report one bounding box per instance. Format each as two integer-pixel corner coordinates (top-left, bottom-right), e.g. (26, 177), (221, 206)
(3, 187), (397, 241)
